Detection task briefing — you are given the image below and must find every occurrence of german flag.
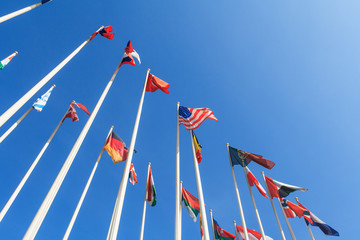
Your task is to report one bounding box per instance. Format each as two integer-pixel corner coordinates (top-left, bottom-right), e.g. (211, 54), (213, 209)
(104, 131), (128, 163)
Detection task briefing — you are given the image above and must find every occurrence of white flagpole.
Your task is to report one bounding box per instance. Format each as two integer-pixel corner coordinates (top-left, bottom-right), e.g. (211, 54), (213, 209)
(23, 55), (123, 240)
(189, 130), (210, 240)
(209, 209), (216, 240)
(175, 102), (181, 240)
(242, 166), (266, 240)
(278, 198), (296, 240)
(0, 103), (70, 223)
(179, 180), (182, 240)
(295, 197), (315, 240)
(226, 143), (250, 240)
(0, 26), (103, 128)
(106, 69), (151, 240)
(261, 172), (286, 240)
(0, 1), (47, 24)
(139, 163), (151, 240)
(63, 126), (114, 240)
(0, 107), (33, 143)
(0, 84), (56, 144)
(233, 220), (240, 240)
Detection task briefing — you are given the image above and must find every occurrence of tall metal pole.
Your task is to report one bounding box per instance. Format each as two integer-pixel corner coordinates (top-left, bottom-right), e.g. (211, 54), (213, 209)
(175, 102), (181, 240)
(63, 126), (114, 240)
(139, 163), (151, 240)
(242, 166), (266, 239)
(189, 130), (210, 240)
(261, 172), (286, 240)
(233, 220), (240, 240)
(0, 1), (50, 24)
(23, 54), (122, 240)
(0, 104), (71, 222)
(106, 69), (150, 240)
(226, 143), (249, 240)
(209, 210), (216, 240)
(0, 26), (103, 128)
(0, 107), (33, 143)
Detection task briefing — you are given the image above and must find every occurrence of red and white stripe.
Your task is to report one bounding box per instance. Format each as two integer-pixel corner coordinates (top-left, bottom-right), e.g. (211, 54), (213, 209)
(245, 167), (268, 198)
(179, 108), (217, 130)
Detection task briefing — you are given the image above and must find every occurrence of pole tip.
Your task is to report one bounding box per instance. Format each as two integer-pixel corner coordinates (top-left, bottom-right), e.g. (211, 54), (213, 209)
(226, 143), (229, 146)
(177, 102), (180, 104)
(233, 220), (236, 223)
(147, 68), (151, 72)
(295, 197), (298, 200)
(52, 84), (56, 88)
(71, 100), (76, 103)
(148, 162), (151, 165)
(14, 51), (18, 55)
(209, 209), (212, 212)
(110, 125), (114, 129)
(261, 171), (264, 175)
(180, 180), (183, 184)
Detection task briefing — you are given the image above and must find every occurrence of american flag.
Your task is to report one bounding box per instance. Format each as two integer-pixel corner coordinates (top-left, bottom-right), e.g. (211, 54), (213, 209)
(129, 163), (137, 185)
(178, 106), (217, 130)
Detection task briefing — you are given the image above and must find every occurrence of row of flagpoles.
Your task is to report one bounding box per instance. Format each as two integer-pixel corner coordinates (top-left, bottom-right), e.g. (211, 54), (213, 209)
(0, 3), (339, 240)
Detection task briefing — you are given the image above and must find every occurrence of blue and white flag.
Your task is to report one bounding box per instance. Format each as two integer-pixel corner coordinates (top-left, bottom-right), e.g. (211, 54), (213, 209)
(32, 85), (55, 112)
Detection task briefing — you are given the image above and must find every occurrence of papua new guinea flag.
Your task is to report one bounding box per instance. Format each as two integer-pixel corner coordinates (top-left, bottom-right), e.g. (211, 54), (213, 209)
(228, 146), (275, 169)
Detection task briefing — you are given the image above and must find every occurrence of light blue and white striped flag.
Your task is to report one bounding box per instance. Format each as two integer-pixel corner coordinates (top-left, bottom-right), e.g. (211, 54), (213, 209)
(32, 85), (55, 112)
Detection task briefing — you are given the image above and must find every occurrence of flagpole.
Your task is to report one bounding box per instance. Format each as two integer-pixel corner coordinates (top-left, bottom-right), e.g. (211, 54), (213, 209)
(242, 166), (266, 240)
(106, 69), (151, 240)
(189, 130), (210, 240)
(0, 103), (70, 223)
(209, 209), (216, 240)
(23, 55), (123, 240)
(0, 107), (33, 143)
(0, 26), (103, 128)
(63, 126), (114, 240)
(278, 198), (296, 240)
(179, 180), (182, 240)
(226, 143), (250, 240)
(233, 220), (240, 240)
(295, 197), (315, 240)
(175, 102), (181, 240)
(0, 1), (47, 24)
(139, 163), (151, 240)
(261, 172), (286, 240)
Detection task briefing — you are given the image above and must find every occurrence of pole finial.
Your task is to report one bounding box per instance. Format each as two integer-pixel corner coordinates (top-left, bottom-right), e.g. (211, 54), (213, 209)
(148, 162), (151, 166)
(261, 171), (265, 175)
(14, 51), (18, 55)
(295, 197), (299, 201)
(233, 220), (236, 223)
(110, 125), (114, 129)
(72, 100), (76, 103)
(180, 180), (183, 183)
(209, 209), (212, 212)
(226, 143), (229, 146)
(52, 84), (56, 88)
(147, 68), (151, 72)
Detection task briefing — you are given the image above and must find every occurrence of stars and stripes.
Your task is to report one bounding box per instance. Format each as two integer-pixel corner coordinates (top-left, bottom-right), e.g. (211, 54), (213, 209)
(178, 106), (217, 130)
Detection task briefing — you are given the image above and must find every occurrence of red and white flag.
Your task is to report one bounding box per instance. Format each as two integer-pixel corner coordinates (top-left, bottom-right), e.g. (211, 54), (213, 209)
(63, 102), (90, 122)
(129, 163), (137, 185)
(179, 106), (217, 130)
(236, 225), (273, 240)
(146, 166), (156, 206)
(245, 167), (267, 198)
(146, 73), (170, 94)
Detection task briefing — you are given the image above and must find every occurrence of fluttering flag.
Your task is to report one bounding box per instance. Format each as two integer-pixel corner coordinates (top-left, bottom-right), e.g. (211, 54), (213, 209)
(297, 201), (339, 236)
(280, 198), (313, 223)
(181, 187), (200, 222)
(103, 131), (129, 163)
(129, 163), (137, 185)
(192, 131), (202, 163)
(212, 218), (236, 240)
(265, 176), (307, 199)
(244, 167), (267, 198)
(146, 165), (157, 206)
(146, 73), (170, 94)
(90, 26), (115, 40)
(179, 106), (217, 130)
(63, 102), (91, 122)
(0, 51), (18, 70)
(119, 41), (141, 67)
(229, 146), (275, 169)
(32, 85), (55, 112)
(236, 225), (273, 240)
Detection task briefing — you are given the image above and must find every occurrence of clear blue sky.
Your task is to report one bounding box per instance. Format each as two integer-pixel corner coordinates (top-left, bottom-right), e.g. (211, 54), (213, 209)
(0, 0), (358, 239)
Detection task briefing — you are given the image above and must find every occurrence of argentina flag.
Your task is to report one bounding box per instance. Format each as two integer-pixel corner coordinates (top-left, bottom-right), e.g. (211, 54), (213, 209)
(32, 85), (55, 112)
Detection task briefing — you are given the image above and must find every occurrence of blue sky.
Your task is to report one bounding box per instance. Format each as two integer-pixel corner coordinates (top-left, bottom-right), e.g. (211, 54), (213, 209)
(0, 0), (358, 239)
